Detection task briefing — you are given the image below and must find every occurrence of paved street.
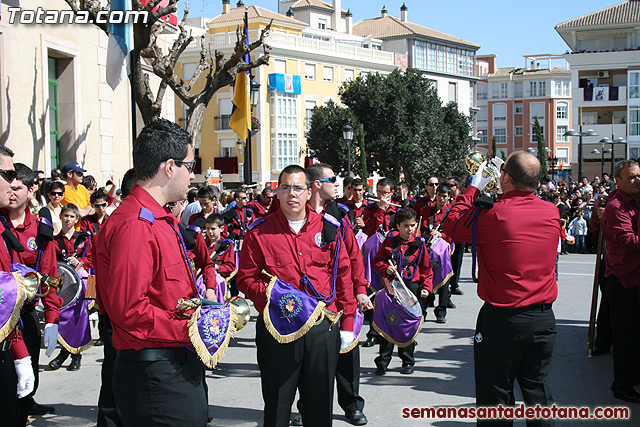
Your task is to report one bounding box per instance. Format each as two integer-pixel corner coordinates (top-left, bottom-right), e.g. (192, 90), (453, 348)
(31, 253), (636, 426)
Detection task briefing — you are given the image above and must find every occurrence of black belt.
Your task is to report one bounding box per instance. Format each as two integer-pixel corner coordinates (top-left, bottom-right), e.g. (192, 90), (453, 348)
(487, 302), (553, 312)
(116, 347), (196, 362)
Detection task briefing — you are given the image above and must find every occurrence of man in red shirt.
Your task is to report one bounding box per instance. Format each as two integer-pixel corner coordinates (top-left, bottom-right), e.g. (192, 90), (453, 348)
(602, 160), (640, 403)
(237, 164), (356, 427)
(443, 151), (560, 422)
(80, 189), (109, 235)
(413, 175), (438, 215)
(247, 187), (273, 218)
(363, 178), (397, 237)
(0, 146), (35, 426)
(2, 163), (60, 422)
(445, 177), (465, 297)
(345, 178), (369, 233)
(420, 184), (453, 323)
(94, 119), (207, 425)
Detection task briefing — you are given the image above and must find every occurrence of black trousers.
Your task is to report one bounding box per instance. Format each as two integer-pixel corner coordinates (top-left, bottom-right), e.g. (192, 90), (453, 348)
(1, 345), (18, 427)
(16, 308), (40, 426)
(605, 275), (640, 392)
(256, 315), (340, 427)
(113, 352), (207, 427)
(594, 257), (612, 351)
(433, 284), (451, 319)
(474, 302), (556, 427)
(97, 314), (122, 427)
(449, 242), (464, 291)
(375, 340), (416, 369)
(336, 345), (365, 414)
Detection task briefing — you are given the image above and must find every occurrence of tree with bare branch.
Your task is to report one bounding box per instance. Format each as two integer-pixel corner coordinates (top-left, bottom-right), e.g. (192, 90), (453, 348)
(63, 0), (271, 137)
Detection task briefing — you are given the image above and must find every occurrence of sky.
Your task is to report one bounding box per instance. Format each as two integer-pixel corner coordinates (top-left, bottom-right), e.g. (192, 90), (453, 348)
(178, 0), (625, 68)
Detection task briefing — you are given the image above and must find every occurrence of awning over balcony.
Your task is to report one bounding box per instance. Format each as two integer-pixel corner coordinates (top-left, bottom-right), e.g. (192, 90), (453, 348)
(268, 73), (301, 95)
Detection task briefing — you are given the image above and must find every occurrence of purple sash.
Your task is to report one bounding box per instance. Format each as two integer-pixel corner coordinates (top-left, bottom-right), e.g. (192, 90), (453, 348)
(339, 309), (364, 353)
(187, 303), (236, 368)
(215, 272), (227, 303)
(0, 271), (25, 342)
(362, 233), (384, 291)
(58, 296), (93, 353)
(372, 291), (423, 348)
(263, 275), (325, 343)
(428, 238), (454, 292)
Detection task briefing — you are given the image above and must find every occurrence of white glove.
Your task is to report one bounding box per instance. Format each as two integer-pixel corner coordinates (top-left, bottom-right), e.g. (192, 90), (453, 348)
(43, 323), (59, 357)
(14, 356), (35, 398)
(470, 161), (494, 193)
(339, 331), (355, 351)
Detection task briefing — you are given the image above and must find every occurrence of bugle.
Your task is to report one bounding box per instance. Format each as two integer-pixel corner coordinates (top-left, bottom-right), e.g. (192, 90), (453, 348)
(364, 194), (402, 208)
(464, 151), (500, 193)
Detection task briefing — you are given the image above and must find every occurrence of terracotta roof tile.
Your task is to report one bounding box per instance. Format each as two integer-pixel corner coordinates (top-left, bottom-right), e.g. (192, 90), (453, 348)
(352, 15), (479, 48)
(208, 5), (307, 26)
(556, 0), (640, 29)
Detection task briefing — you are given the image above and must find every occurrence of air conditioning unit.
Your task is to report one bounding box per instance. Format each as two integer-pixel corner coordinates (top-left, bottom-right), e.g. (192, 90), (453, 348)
(597, 71), (609, 78)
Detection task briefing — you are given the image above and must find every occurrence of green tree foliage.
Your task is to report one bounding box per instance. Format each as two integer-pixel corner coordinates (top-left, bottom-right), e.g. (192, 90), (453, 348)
(491, 136), (497, 159)
(307, 69), (471, 188)
(358, 123), (368, 184)
(533, 117), (548, 177)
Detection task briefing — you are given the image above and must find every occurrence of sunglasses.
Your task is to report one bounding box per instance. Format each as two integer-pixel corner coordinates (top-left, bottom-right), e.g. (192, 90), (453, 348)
(49, 191), (64, 197)
(74, 171), (84, 177)
(0, 169), (17, 183)
(93, 202), (107, 208)
(316, 176), (337, 183)
(173, 159), (196, 173)
(427, 182), (439, 187)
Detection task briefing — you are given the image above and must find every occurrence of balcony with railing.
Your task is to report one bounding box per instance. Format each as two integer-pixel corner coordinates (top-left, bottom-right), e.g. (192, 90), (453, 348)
(188, 30), (395, 65)
(576, 86), (627, 105)
(214, 114), (231, 131)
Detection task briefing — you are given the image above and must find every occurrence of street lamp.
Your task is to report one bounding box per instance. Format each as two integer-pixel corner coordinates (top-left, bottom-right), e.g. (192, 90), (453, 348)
(342, 123), (354, 177)
(243, 80), (261, 185)
(564, 128), (598, 181)
(547, 156), (559, 182)
(610, 136), (627, 176)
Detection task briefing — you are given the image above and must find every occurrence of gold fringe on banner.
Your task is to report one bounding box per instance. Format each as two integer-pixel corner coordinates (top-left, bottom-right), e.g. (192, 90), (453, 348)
(262, 272), (325, 344)
(187, 304), (237, 369)
(58, 334), (93, 354)
(0, 281), (26, 342)
(339, 327), (362, 354)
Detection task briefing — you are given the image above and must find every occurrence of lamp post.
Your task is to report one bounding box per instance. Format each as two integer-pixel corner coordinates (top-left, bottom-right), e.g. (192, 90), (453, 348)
(547, 156), (558, 182)
(610, 136), (627, 176)
(564, 128), (598, 181)
(244, 80), (261, 185)
(342, 123), (354, 177)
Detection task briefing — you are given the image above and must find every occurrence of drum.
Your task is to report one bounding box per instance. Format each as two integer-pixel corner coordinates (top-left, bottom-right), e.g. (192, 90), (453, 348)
(389, 278), (422, 318)
(57, 262), (84, 309)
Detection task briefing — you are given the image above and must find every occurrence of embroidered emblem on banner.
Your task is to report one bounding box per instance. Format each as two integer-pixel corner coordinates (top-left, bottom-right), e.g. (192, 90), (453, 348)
(432, 259), (441, 270)
(386, 310), (400, 326)
(202, 309), (229, 347)
(279, 293), (303, 321)
(474, 332), (483, 343)
(314, 232), (326, 248)
(26, 237), (37, 251)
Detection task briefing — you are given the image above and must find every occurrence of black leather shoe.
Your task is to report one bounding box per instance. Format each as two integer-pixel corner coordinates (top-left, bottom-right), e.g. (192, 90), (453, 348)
(290, 414), (303, 426)
(400, 365), (414, 375)
(447, 300), (456, 309)
(362, 336), (377, 347)
(375, 366), (386, 376)
(29, 403), (55, 416)
(592, 346), (610, 356)
(451, 287), (464, 295)
(48, 354), (68, 371)
(67, 355), (82, 371)
(346, 410), (368, 425)
(613, 388), (640, 404)
(93, 339), (104, 346)
(436, 315), (446, 324)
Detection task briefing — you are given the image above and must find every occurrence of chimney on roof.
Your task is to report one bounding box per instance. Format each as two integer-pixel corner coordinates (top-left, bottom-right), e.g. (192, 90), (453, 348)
(286, 8), (294, 18)
(237, 0), (244, 7)
(400, 3), (408, 22)
(346, 9), (353, 34)
(222, 0), (230, 14)
(381, 6), (388, 18)
(333, 0), (343, 32)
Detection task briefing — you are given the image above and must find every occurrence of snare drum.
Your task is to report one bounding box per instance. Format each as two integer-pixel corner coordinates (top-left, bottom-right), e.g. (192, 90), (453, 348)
(57, 262), (84, 309)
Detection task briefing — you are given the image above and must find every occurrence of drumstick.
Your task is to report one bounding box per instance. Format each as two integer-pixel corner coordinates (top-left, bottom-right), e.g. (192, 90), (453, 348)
(361, 289), (379, 306)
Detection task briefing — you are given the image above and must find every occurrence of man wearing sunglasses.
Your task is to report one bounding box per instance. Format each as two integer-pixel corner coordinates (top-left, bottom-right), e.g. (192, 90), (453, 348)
(61, 161), (93, 221)
(80, 189), (110, 235)
(94, 119), (206, 426)
(247, 187), (273, 219)
(412, 176), (439, 215)
(1, 163), (61, 423)
(0, 146), (36, 427)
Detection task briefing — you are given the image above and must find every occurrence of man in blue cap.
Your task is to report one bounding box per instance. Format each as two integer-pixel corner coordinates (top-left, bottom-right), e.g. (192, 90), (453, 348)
(60, 161), (93, 219)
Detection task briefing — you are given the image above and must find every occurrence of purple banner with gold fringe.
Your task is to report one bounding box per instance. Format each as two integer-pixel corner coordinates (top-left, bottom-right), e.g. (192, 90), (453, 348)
(428, 238), (454, 292)
(58, 297), (93, 354)
(372, 290), (423, 348)
(188, 303), (236, 369)
(0, 271), (25, 342)
(362, 233), (384, 291)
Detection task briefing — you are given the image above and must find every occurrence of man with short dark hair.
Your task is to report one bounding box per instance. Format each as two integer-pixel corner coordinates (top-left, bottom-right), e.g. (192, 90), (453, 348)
(94, 119), (207, 426)
(337, 175), (355, 204)
(247, 187), (273, 218)
(237, 164), (356, 427)
(446, 177), (464, 297)
(413, 176), (439, 215)
(602, 159), (640, 403)
(444, 151), (560, 424)
(188, 186), (220, 225)
(363, 178), (396, 237)
(61, 161), (93, 218)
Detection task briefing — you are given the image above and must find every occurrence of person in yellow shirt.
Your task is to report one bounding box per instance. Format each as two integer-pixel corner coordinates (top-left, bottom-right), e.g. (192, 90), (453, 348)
(60, 162), (93, 228)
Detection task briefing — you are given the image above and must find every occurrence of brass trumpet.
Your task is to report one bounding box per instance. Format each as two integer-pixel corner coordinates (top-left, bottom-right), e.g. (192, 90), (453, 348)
(175, 296), (251, 331)
(314, 308), (343, 331)
(13, 271), (62, 302)
(465, 151), (500, 193)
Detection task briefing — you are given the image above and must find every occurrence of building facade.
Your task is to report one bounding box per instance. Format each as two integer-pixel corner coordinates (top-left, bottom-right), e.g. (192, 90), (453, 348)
(475, 54), (573, 180)
(556, 0), (640, 178)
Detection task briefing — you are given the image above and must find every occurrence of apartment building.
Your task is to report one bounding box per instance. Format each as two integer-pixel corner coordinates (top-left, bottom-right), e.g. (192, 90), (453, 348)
(475, 54), (573, 180)
(556, 0), (640, 178)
